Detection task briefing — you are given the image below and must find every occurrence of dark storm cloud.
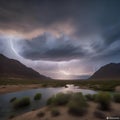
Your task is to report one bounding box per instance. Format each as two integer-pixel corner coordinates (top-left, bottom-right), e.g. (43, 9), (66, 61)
(0, 0), (120, 35)
(0, 0), (76, 32)
(0, 0), (120, 77)
(13, 33), (87, 61)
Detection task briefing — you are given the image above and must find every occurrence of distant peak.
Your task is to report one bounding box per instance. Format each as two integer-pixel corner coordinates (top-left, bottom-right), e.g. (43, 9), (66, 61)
(90, 62), (120, 80)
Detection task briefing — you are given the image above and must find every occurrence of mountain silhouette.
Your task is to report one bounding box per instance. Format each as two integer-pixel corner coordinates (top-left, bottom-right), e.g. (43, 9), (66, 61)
(0, 54), (49, 79)
(90, 63), (120, 80)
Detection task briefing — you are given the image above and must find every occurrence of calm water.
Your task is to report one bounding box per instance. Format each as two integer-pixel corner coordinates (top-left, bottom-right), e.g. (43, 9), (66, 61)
(0, 84), (96, 120)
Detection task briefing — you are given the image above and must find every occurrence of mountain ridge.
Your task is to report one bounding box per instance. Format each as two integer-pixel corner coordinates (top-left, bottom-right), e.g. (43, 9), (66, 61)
(0, 54), (50, 79)
(90, 62), (120, 80)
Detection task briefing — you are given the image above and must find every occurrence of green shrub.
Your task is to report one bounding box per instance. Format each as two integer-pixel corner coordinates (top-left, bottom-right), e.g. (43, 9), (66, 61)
(51, 108), (60, 117)
(34, 93), (42, 100)
(85, 94), (94, 101)
(42, 83), (47, 87)
(47, 92), (71, 106)
(10, 97), (17, 103)
(46, 96), (55, 105)
(95, 92), (111, 110)
(13, 97), (30, 109)
(92, 94), (98, 101)
(113, 93), (120, 103)
(68, 92), (88, 116)
(54, 92), (71, 105)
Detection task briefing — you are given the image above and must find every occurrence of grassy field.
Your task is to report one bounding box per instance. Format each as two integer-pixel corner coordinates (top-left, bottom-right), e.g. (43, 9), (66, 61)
(0, 77), (120, 91)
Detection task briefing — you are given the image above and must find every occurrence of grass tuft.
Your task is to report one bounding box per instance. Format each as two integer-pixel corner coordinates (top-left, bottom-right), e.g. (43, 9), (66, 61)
(34, 93), (42, 100)
(13, 97), (30, 109)
(68, 92), (88, 116)
(95, 92), (111, 110)
(47, 92), (71, 106)
(85, 94), (94, 101)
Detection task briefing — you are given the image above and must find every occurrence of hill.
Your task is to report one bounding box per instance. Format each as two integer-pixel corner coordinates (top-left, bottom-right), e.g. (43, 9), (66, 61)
(0, 54), (49, 79)
(90, 63), (120, 80)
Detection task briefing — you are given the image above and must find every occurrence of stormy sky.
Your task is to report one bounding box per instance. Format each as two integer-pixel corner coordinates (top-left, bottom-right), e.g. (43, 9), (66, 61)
(0, 0), (120, 79)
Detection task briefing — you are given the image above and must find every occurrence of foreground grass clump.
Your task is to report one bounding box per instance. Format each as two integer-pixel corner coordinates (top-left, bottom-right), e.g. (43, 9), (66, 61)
(34, 93), (42, 100)
(68, 92), (88, 116)
(85, 94), (94, 101)
(13, 97), (30, 109)
(10, 97), (17, 103)
(95, 92), (111, 110)
(47, 92), (71, 106)
(47, 96), (55, 105)
(113, 93), (120, 103)
(51, 108), (60, 117)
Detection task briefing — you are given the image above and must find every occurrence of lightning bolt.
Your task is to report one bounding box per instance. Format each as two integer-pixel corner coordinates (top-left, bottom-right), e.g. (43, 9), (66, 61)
(9, 36), (22, 58)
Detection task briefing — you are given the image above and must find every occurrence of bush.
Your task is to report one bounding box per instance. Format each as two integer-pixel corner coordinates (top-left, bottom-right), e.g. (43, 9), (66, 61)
(51, 108), (60, 117)
(34, 93), (42, 100)
(92, 94), (98, 101)
(46, 96), (55, 105)
(68, 92), (88, 116)
(95, 92), (111, 110)
(42, 83), (47, 87)
(85, 94), (94, 101)
(113, 93), (120, 103)
(37, 111), (45, 117)
(47, 92), (71, 106)
(13, 97), (30, 109)
(54, 92), (71, 105)
(10, 97), (17, 103)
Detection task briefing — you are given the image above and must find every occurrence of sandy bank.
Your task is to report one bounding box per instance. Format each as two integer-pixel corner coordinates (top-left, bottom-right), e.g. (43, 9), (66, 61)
(11, 102), (120, 120)
(0, 84), (42, 94)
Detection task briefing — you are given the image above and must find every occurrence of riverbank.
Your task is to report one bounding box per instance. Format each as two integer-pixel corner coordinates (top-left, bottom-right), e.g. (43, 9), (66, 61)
(0, 84), (120, 94)
(0, 84), (42, 94)
(11, 102), (120, 120)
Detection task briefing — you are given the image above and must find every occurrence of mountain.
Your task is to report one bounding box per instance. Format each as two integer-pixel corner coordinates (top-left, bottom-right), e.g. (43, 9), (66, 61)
(90, 63), (120, 80)
(0, 54), (49, 79)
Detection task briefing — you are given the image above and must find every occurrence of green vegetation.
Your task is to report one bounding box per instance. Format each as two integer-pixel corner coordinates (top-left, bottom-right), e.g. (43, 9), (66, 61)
(68, 92), (88, 116)
(47, 92), (88, 116)
(85, 94), (94, 101)
(113, 93), (120, 103)
(51, 108), (60, 117)
(53, 92), (71, 105)
(0, 77), (119, 92)
(13, 97), (30, 109)
(34, 93), (42, 100)
(95, 92), (111, 110)
(10, 97), (17, 103)
(47, 92), (71, 106)
(46, 96), (55, 105)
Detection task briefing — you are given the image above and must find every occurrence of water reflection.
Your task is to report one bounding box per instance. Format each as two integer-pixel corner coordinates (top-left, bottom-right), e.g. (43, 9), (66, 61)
(0, 84), (96, 120)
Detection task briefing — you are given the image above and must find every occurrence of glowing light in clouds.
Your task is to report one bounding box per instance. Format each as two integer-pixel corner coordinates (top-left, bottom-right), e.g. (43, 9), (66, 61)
(60, 70), (70, 75)
(8, 35), (23, 58)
